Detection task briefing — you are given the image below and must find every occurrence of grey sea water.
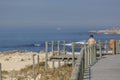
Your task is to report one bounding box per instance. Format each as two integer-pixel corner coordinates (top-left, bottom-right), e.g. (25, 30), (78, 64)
(0, 28), (120, 52)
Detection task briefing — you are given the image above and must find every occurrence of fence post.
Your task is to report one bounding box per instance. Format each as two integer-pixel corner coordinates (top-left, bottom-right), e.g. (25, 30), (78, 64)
(84, 43), (88, 69)
(72, 42), (75, 67)
(89, 45), (92, 65)
(112, 41), (115, 55)
(80, 62), (82, 80)
(92, 44), (95, 64)
(87, 46), (90, 66)
(51, 41), (55, 69)
(118, 40), (120, 54)
(92, 44), (94, 64)
(32, 54), (36, 80)
(116, 40), (118, 54)
(58, 41), (60, 67)
(105, 40), (108, 54)
(37, 55), (40, 73)
(0, 63), (2, 80)
(63, 40), (67, 66)
(93, 43), (96, 62)
(99, 41), (102, 58)
(45, 42), (48, 71)
(63, 40), (66, 55)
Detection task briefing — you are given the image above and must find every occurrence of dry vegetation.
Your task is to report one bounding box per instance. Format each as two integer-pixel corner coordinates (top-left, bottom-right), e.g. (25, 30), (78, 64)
(2, 62), (73, 80)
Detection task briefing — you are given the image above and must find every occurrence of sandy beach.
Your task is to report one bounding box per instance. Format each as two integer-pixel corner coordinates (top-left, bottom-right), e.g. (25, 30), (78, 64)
(0, 50), (50, 71)
(0, 50), (73, 80)
(0, 50), (74, 71)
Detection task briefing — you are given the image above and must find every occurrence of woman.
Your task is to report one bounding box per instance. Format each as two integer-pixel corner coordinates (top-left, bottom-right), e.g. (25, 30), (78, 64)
(88, 35), (96, 44)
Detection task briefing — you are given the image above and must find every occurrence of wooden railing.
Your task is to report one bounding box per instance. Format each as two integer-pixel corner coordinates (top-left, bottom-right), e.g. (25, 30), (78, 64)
(0, 40), (120, 80)
(70, 40), (120, 80)
(70, 44), (96, 80)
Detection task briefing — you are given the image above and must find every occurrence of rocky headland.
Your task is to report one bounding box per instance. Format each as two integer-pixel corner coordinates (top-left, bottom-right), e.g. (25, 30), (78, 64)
(89, 28), (120, 34)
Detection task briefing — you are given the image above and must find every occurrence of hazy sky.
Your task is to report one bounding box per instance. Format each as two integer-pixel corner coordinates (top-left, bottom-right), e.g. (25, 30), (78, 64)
(0, 0), (120, 29)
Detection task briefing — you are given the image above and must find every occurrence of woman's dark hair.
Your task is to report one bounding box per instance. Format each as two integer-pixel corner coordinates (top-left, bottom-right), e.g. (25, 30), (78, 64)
(90, 35), (94, 38)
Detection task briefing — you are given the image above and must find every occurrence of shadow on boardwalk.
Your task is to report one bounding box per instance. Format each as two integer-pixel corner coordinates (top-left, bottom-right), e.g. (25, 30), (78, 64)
(84, 67), (91, 80)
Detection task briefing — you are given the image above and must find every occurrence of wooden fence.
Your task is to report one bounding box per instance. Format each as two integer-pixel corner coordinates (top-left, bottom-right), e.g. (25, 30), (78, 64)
(70, 40), (120, 80)
(0, 40), (120, 80)
(70, 44), (96, 80)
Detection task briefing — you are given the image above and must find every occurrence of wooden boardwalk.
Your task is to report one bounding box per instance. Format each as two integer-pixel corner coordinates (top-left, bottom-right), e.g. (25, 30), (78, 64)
(84, 54), (120, 80)
(50, 54), (80, 61)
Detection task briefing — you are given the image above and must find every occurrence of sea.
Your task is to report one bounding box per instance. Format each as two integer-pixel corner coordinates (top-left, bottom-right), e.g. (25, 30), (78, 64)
(0, 27), (120, 52)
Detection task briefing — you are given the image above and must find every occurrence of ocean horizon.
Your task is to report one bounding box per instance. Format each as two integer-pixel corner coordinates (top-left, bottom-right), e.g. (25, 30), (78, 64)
(0, 28), (120, 52)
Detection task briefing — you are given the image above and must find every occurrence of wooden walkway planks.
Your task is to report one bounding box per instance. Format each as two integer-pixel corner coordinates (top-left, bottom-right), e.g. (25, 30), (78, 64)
(49, 54), (80, 61)
(84, 54), (120, 80)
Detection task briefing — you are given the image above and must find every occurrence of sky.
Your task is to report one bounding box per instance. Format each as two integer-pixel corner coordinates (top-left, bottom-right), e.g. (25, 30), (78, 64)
(0, 0), (120, 30)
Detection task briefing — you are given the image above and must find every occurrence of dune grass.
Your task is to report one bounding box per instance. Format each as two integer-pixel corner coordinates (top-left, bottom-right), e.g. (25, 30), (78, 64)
(2, 62), (72, 80)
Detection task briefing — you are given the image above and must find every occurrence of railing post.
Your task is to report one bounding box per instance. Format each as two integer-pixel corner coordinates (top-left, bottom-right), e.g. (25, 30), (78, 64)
(58, 41), (60, 55)
(116, 40), (118, 54)
(84, 42), (88, 69)
(118, 40), (120, 54)
(32, 54), (36, 80)
(93, 43), (96, 62)
(45, 42), (48, 71)
(37, 54), (40, 73)
(72, 42), (75, 67)
(91, 44), (94, 64)
(91, 44), (94, 65)
(63, 40), (67, 66)
(81, 49), (85, 80)
(87, 46), (90, 66)
(99, 41), (102, 58)
(58, 41), (60, 67)
(51, 41), (55, 69)
(89, 45), (92, 65)
(112, 41), (115, 55)
(94, 43), (97, 61)
(80, 63), (82, 80)
(105, 40), (108, 54)
(63, 40), (66, 55)
(0, 63), (2, 80)
(70, 48), (87, 80)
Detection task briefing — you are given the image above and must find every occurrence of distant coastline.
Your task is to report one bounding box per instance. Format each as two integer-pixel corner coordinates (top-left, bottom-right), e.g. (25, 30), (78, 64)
(89, 27), (120, 34)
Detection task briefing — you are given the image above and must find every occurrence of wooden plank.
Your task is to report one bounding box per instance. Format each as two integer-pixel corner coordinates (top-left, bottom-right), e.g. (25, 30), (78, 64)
(90, 55), (120, 80)
(49, 54), (80, 61)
